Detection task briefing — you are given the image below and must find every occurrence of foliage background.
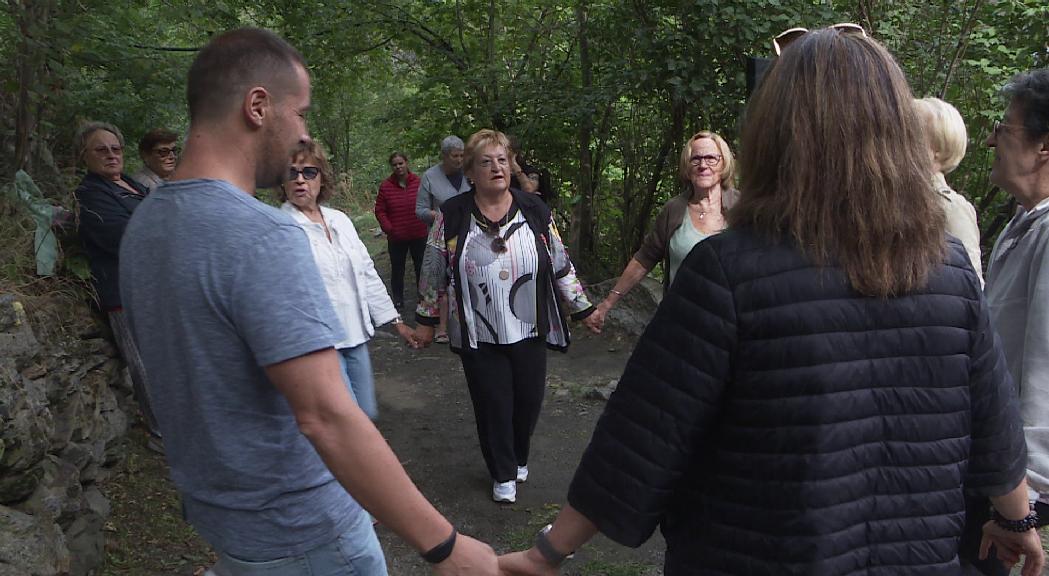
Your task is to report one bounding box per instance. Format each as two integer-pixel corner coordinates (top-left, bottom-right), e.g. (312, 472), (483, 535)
(2, 0), (1048, 284)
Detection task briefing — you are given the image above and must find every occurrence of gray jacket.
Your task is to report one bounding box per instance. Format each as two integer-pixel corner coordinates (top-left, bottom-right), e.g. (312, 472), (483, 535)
(985, 197), (1049, 502)
(415, 163), (470, 226)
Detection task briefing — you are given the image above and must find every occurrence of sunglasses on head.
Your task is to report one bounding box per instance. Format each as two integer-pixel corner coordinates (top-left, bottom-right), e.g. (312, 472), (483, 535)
(773, 23), (866, 56)
(287, 167), (320, 181)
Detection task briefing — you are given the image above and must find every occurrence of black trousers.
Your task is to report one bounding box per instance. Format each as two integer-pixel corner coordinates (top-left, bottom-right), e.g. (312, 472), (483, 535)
(458, 337), (547, 482)
(388, 237), (426, 306)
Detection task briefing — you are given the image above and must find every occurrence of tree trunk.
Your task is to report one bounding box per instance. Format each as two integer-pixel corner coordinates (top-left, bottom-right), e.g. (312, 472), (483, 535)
(569, 0), (597, 267)
(12, 0), (54, 175)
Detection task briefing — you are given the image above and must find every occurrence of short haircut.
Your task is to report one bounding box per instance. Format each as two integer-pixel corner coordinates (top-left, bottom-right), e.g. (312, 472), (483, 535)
(389, 151), (408, 164)
(913, 97), (967, 174)
(278, 140), (336, 204)
(678, 131), (737, 193)
(463, 129), (510, 173)
(440, 135), (465, 156)
(187, 28), (306, 123)
(1002, 68), (1049, 139)
(138, 128), (180, 156)
(74, 121), (125, 163)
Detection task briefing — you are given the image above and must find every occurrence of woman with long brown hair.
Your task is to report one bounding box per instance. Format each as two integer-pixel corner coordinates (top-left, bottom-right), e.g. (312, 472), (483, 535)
(499, 28), (1041, 576)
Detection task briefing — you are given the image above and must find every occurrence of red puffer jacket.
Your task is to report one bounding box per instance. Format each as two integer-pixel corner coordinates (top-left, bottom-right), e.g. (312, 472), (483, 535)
(375, 172), (427, 242)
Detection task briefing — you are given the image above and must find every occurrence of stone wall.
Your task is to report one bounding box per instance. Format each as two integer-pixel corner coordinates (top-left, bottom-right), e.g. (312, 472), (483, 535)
(0, 294), (131, 576)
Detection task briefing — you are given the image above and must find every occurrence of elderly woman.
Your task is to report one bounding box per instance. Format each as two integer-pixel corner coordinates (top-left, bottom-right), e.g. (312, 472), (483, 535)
(416, 135), (472, 343)
(414, 129), (599, 504)
(914, 97), (983, 284)
(500, 28), (1042, 576)
(280, 141), (416, 420)
(132, 128), (180, 193)
(73, 121), (161, 449)
(588, 131), (739, 331)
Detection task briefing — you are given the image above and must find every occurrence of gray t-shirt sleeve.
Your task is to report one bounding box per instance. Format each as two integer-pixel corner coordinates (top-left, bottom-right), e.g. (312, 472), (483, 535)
(230, 225), (347, 367)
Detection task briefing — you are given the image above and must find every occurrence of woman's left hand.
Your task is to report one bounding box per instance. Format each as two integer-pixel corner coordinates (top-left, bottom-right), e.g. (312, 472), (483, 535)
(395, 322), (420, 348)
(582, 311), (603, 335)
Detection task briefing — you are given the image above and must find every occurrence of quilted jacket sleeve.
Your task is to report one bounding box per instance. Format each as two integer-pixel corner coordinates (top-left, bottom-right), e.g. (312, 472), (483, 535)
(966, 292), (1028, 498)
(567, 239), (737, 547)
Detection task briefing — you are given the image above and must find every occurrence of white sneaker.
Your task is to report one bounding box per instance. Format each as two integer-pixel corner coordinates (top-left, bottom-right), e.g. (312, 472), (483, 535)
(493, 480), (517, 503)
(516, 465), (529, 483)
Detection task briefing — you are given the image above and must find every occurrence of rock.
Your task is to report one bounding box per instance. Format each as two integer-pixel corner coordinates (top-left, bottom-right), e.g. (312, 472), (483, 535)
(23, 455), (82, 526)
(0, 295), (39, 358)
(0, 504), (71, 576)
(65, 511), (104, 576)
(0, 359), (55, 503)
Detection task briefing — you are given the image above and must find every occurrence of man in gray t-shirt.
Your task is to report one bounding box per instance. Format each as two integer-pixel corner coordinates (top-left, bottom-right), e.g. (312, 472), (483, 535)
(119, 28), (497, 576)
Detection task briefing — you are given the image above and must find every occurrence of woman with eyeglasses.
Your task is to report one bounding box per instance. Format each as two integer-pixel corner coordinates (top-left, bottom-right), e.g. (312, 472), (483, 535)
(73, 120), (162, 450)
(279, 140), (417, 420)
(132, 128), (180, 193)
(499, 28), (1042, 576)
(413, 129), (599, 504)
(587, 131), (739, 333)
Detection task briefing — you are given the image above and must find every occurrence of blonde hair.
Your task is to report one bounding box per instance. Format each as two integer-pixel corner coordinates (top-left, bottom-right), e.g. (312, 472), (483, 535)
(463, 129), (510, 173)
(678, 131), (736, 192)
(913, 97), (967, 174)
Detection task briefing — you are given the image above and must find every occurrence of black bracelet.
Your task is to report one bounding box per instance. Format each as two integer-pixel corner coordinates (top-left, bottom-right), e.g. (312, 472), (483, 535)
(421, 526), (457, 564)
(992, 505), (1040, 532)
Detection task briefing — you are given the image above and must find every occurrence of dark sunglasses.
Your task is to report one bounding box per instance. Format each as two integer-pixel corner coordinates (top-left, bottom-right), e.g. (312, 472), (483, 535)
(773, 23), (866, 56)
(287, 167), (321, 181)
(490, 235), (507, 254)
(154, 146), (181, 157)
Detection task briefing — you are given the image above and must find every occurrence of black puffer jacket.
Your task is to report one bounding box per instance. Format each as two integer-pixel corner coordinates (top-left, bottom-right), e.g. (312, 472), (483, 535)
(568, 228), (1026, 575)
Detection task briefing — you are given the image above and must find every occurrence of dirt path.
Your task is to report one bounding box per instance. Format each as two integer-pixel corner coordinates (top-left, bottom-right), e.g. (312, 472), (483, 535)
(369, 322), (663, 575)
(98, 217), (664, 575)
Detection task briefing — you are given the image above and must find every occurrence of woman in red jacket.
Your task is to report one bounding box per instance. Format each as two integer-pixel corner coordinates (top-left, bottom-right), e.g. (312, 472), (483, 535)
(374, 152), (428, 309)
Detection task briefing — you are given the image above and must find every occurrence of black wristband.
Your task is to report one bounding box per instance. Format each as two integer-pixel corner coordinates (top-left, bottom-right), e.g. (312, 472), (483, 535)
(421, 526), (457, 564)
(992, 505), (1040, 532)
(535, 524), (573, 567)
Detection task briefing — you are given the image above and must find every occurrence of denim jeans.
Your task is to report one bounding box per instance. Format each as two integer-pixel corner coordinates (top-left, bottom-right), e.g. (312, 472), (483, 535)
(208, 510), (387, 576)
(339, 343), (377, 420)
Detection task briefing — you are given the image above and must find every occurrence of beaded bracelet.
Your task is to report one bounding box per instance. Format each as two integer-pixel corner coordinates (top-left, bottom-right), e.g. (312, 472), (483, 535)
(992, 506), (1040, 532)
(421, 526), (457, 564)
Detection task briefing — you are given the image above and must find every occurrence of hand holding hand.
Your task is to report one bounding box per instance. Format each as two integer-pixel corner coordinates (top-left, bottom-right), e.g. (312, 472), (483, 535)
(415, 325), (435, 348)
(980, 521), (1045, 576)
(498, 548), (557, 576)
(583, 304), (607, 334)
(433, 534), (499, 576)
(396, 323), (420, 348)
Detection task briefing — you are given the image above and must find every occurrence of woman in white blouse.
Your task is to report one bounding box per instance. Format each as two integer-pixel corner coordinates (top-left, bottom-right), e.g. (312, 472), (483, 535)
(280, 141), (416, 419)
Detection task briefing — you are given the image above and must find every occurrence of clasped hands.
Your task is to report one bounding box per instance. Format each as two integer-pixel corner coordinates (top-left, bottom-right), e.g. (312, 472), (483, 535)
(430, 543), (558, 576)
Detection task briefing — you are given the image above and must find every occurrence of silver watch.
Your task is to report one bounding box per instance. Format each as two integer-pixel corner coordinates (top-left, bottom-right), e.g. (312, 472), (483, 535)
(535, 524), (573, 567)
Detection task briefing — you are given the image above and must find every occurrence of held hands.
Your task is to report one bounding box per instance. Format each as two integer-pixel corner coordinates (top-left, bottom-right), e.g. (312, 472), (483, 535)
(583, 303), (609, 334)
(979, 521), (1046, 576)
(414, 324), (435, 348)
(433, 534), (499, 576)
(498, 548), (558, 576)
(395, 322), (421, 349)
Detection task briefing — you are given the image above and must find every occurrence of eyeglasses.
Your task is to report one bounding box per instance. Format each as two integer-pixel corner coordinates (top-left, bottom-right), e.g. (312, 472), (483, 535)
(773, 23), (866, 56)
(490, 236), (507, 253)
(992, 119), (1025, 136)
(689, 154), (723, 167)
(287, 167), (321, 181)
(154, 146), (180, 157)
(91, 145), (123, 156)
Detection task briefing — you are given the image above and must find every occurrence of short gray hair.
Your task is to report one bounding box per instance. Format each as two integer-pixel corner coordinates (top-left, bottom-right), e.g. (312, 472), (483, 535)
(74, 121), (125, 162)
(1002, 68), (1049, 138)
(440, 135), (464, 156)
